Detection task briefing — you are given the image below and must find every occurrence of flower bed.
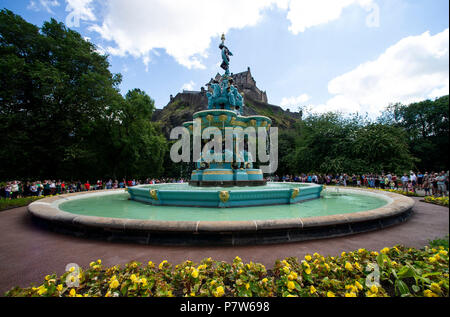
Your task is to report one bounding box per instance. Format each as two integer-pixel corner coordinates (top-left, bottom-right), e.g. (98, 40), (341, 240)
(424, 196), (449, 207)
(5, 243), (448, 298)
(378, 189), (419, 197)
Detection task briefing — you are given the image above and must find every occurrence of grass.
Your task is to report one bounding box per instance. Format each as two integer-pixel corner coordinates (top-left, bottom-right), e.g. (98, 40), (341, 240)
(0, 196), (43, 211)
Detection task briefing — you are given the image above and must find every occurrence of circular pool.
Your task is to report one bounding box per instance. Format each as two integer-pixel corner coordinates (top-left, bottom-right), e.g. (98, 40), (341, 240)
(28, 185), (415, 245)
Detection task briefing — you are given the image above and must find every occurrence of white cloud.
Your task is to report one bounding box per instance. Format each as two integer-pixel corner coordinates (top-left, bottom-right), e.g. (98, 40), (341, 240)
(88, 0), (295, 69)
(65, 0), (96, 28)
(181, 81), (196, 91)
(280, 93), (310, 110)
(310, 28), (449, 117)
(86, 0), (379, 70)
(285, 0), (375, 34)
(27, 0), (60, 13)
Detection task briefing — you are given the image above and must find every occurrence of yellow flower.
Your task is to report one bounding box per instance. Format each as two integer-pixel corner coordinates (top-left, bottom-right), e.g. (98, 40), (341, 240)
(109, 279), (119, 289)
(380, 247), (390, 254)
(324, 263), (330, 271)
(366, 291), (377, 297)
(97, 259), (101, 264)
(159, 260), (167, 270)
(310, 286), (317, 294)
(341, 251), (346, 257)
(305, 255), (312, 262)
(391, 261), (398, 266)
(235, 256), (242, 262)
(327, 291), (335, 297)
(288, 272), (298, 280)
(262, 278), (268, 284)
(430, 283), (441, 294)
(439, 250), (447, 256)
(37, 286), (47, 296)
(313, 252), (320, 258)
(345, 262), (353, 271)
(370, 285), (378, 294)
(140, 278), (147, 287)
(345, 285), (357, 293)
(358, 248), (365, 254)
(283, 266), (290, 274)
(57, 284), (63, 292)
(424, 290), (437, 297)
(69, 288), (76, 297)
(304, 268), (311, 275)
(355, 281), (363, 291)
(345, 292), (357, 297)
(210, 280), (217, 286)
(371, 251), (379, 256)
(287, 281), (296, 291)
(214, 286), (225, 297)
(69, 266), (75, 273)
(190, 292), (195, 297)
(89, 261), (95, 267)
(167, 290), (173, 297)
(428, 256), (437, 263)
(191, 268), (199, 278)
(148, 261), (154, 268)
(354, 262), (361, 270)
(245, 283), (250, 290)
(130, 274), (138, 283)
(45, 275), (50, 281)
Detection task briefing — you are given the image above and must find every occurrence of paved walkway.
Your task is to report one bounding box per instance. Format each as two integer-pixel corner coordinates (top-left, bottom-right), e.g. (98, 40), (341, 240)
(0, 198), (448, 295)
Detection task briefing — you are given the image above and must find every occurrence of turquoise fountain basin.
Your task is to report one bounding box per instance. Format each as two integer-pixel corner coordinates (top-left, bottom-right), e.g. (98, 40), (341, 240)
(127, 182), (323, 207)
(28, 186), (414, 245)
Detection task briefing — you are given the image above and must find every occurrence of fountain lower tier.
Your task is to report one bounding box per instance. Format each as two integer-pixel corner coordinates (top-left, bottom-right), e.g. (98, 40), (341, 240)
(127, 183), (323, 208)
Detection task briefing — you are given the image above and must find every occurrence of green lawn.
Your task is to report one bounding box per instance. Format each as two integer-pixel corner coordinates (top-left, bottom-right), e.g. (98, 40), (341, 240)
(0, 196), (43, 211)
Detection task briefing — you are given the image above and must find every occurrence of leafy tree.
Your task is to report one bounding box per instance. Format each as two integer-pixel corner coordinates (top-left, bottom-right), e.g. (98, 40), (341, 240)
(386, 96), (449, 172)
(0, 10), (167, 181)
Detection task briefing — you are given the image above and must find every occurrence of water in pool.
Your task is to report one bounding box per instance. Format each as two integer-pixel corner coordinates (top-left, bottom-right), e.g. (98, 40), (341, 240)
(59, 189), (388, 222)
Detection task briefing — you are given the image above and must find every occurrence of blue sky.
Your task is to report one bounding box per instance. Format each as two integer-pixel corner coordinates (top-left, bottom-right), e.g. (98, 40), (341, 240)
(2, 0), (449, 117)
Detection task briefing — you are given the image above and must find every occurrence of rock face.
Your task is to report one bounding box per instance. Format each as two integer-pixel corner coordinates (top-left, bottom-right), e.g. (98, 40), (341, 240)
(152, 67), (302, 136)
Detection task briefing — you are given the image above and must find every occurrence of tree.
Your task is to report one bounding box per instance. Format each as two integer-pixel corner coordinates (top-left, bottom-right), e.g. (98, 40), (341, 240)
(0, 10), (167, 180)
(386, 96), (449, 171)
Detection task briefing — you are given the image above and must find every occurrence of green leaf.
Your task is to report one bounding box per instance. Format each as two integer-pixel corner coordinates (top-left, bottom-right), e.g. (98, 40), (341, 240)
(395, 280), (410, 296)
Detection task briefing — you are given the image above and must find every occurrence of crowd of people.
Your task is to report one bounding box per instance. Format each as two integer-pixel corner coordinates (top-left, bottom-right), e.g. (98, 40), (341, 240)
(1, 171), (448, 200)
(270, 170), (449, 196)
(0, 178), (186, 199)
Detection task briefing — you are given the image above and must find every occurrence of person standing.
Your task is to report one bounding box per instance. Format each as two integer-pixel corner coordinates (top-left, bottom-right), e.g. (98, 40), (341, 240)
(84, 181), (91, 191)
(437, 171), (447, 197)
(401, 174), (409, 191)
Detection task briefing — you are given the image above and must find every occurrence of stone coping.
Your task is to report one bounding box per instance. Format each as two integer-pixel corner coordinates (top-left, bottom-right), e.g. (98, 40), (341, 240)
(28, 186), (414, 234)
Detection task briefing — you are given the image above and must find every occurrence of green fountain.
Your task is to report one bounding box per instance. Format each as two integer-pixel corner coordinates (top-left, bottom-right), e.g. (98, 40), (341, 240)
(127, 34), (323, 207)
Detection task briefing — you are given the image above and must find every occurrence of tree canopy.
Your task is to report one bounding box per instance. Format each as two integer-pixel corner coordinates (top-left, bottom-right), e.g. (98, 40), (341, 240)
(0, 9), (167, 180)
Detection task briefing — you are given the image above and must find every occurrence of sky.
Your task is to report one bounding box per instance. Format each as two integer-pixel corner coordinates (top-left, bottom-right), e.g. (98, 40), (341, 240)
(2, 0), (449, 117)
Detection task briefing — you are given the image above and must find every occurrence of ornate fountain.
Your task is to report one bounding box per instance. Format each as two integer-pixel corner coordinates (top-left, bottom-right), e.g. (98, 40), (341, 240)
(183, 34), (270, 187)
(127, 34), (323, 207)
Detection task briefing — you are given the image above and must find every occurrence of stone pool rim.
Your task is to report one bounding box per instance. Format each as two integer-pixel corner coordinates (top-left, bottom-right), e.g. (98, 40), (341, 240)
(27, 186), (415, 245)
